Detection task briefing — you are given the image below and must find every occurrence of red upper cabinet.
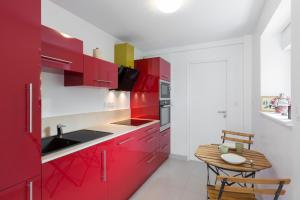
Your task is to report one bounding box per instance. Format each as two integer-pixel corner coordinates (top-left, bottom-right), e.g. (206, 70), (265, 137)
(0, 0), (41, 191)
(41, 25), (84, 73)
(131, 57), (171, 119)
(159, 58), (171, 82)
(64, 55), (118, 89)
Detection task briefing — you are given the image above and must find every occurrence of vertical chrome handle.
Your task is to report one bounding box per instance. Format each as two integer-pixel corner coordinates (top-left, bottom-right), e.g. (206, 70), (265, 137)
(28, 83), (33, 134)
(28, 181), (33, 200)
(101, 150), (107, 182)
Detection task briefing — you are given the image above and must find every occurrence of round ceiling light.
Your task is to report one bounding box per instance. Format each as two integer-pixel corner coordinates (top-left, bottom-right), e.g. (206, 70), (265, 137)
(155, 0), (183, 13)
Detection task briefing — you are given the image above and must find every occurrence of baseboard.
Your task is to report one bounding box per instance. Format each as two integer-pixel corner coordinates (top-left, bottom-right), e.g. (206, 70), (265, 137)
(170, 154), (188, 160)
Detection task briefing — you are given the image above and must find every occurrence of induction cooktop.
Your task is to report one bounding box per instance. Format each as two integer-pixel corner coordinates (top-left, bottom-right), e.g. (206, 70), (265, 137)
(111, 119), (153, 126)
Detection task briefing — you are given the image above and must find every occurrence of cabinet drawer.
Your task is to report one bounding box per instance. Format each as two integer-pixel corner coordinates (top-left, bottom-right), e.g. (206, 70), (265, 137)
(160, 128), (170, 147)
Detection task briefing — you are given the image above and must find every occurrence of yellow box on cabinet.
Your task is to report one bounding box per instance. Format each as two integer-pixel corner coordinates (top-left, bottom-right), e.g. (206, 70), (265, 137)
(114, 43), (134, 68)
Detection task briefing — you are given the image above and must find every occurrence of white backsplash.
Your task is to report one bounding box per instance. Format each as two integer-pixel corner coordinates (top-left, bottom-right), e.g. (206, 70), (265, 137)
(42, 109), (130, 138)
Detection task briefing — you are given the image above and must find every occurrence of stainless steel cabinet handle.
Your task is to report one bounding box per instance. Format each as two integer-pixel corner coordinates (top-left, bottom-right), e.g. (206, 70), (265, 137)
(28, 83), (33, 134)
(102, 150), (107, 182)
(28, 181), (33, 200)
(161, 105), (171, 108)
(118, 137), (134, 145)
(147, 155), (157, 164)
(146, 136), (156, 143)
(94, 79), (112, 83)
(41, 55), (72, 64)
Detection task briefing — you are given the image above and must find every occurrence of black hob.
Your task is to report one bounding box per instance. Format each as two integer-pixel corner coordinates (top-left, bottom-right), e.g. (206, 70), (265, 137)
(111, 119), (153, 126)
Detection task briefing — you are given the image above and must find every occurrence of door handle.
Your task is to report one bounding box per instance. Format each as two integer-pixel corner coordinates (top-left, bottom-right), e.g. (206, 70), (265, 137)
(217, 110), (227, 118)
(26, 83), (33, 134)
(118, 137), (135, 145)
(28, 181), (33, 200)
(94, 79), (112, 83)
(41, 55), (72, 64)
(101, 150), (107, 182)
(217, 110), (227, 114)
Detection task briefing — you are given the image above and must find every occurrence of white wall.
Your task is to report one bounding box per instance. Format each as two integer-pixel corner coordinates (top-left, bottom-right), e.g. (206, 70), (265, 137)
(252, 0), (299, 199)
(261, 33), (291, 96)
(41, 0), (144, 117)
(144, 37), (253, 157)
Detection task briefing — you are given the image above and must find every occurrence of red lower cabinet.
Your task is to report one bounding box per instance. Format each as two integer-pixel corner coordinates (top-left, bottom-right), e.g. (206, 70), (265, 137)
(159, 128), (171, 163)
(41, 123), (168, 200)
(0, 176), (41, 200)
(42, 143), (110, 200)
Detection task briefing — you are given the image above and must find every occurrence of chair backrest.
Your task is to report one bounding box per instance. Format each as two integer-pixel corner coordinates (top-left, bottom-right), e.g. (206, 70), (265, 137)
(221, 130), (255, 149)
(215, 176), (291, 200)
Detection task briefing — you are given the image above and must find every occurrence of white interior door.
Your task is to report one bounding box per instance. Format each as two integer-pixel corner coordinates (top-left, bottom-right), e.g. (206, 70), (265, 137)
(188, 61), (227, 160)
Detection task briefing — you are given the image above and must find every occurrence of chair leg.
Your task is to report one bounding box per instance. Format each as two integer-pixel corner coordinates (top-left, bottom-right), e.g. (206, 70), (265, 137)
(218, 179), (227, 200)
(274, 182), (284, 200)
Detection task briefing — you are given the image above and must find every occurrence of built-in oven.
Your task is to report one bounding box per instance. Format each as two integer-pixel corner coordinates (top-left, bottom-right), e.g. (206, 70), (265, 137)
(160, 80), (171, 99)
(160, 99), (171, 132)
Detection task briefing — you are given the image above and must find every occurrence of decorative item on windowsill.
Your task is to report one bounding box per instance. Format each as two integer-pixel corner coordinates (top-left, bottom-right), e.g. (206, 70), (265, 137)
(271, 93), (291, 116)
(93, 48), (102, 58)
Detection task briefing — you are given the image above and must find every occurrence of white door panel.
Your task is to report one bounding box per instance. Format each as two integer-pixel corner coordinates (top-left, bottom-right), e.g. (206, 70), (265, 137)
(188, 61), (227, 160)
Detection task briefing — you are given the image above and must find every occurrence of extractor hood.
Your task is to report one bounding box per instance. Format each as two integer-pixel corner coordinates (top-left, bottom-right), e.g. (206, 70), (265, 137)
(113, 66), (139, 91)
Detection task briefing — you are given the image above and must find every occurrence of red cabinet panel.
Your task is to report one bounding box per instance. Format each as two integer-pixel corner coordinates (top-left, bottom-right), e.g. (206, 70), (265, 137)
(0, 176), (41, 200)
(42, 144), (108, 200)
(64, 55), (118, 89)
(131, 58), (160, 119)
(160, 58), (171, 82)
(159, 128), (171, 163)
(41, 25), (84, 73)
(0, 0), (41, 191)
(131, 57), (170, 119)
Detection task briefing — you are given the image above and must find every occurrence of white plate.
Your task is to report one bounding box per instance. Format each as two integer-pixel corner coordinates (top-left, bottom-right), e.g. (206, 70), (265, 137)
(221, 153), (246, 165)
(223, 142), (236, 149)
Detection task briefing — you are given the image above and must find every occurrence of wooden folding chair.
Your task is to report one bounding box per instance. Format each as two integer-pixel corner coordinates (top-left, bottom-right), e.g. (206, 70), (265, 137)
(208, 176), (291, 200)
(222, 130), (255, 149)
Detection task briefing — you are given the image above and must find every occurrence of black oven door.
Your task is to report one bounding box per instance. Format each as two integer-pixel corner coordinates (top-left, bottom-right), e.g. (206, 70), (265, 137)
(160, 80), (170, 99)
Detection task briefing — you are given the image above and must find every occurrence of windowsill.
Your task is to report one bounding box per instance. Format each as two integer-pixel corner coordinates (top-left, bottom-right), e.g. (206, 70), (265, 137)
(260, 112), (293, 127)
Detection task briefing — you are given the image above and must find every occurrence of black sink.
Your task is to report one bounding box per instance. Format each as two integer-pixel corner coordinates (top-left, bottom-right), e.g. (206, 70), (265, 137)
(42, 129), (113, 156)
(42, 138), (80, 155)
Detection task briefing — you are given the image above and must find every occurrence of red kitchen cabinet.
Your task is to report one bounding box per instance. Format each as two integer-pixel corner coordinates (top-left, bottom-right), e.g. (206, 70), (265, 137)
(41, 25), (84, 73)
(131, 58), (160, 119)
(159, 58), (171, 82)
(109, 131), (140, 200)
(64, 55), (118, 89)
(42, 141), (112, 200)
(131, 57), (170, 119)
(0, 176), (41, 200)
(159, 128), (171, 163)
(0, 0), (41, 192)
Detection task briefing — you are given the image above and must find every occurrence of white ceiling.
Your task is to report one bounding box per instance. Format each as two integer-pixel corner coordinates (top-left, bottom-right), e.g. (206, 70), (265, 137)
(50, 0), (265, 51)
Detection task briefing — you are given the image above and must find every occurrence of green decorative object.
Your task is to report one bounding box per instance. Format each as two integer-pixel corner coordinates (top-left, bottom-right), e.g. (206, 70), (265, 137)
(219, 145), (229, 154)
(235, 142), (244, 154)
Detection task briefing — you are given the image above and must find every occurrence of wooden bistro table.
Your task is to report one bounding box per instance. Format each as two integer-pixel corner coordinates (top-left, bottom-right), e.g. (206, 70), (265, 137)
(195, 144), (272, 189)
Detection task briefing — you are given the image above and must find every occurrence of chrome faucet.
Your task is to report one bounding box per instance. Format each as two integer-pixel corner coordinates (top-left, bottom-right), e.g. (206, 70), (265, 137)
(57, 124), (66, 138)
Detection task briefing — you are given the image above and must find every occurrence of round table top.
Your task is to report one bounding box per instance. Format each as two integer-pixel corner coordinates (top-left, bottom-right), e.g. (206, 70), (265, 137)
(194, 144), (272, 172)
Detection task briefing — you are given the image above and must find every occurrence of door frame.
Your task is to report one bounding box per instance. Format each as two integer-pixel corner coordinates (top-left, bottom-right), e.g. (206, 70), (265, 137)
(186, 58), (230, 161)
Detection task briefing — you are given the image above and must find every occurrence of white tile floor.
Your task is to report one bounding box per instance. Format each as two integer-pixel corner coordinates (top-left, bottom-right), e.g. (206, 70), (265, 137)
(130, 158), (207, 200)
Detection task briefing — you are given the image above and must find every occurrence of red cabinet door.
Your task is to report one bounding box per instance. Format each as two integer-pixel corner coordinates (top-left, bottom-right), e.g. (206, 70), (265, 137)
(159, 58), (171, 81)
(0, 0), (41, 191)
(41, 25), (84, 73)
(159, 128), (171, 163)
(84, 55), (118, 89)
(0, 176), (41, 200)
(131, 58), (160, 119)
(109, 131), (140, 200)
(42, 145), (107, 200)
